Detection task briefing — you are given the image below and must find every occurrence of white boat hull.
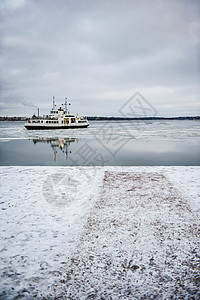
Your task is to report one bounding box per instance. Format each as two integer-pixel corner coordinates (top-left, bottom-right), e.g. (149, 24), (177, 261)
(25, 123), (89, 130)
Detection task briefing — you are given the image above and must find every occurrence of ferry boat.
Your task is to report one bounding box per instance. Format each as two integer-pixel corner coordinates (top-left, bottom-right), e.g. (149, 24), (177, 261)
(25, 97), (89, 130)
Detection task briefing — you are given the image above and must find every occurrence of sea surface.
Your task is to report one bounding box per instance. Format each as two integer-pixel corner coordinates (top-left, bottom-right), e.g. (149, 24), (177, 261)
(0, 120), (199, 166)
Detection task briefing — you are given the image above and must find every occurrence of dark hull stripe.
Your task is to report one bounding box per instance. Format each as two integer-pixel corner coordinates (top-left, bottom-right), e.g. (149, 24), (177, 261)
(25, 125), (89, 130)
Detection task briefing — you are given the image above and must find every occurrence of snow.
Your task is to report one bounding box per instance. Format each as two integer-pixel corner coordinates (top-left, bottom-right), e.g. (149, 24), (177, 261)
(0, 167), (104, 298)
(0, 166), (199, 299)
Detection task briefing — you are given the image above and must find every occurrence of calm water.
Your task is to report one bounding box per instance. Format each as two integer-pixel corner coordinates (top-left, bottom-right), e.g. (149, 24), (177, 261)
(0, 120), (199, 166)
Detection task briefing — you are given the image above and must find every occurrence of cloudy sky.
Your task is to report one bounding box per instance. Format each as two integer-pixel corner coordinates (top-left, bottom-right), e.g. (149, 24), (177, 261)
(0, 0), (200, 116)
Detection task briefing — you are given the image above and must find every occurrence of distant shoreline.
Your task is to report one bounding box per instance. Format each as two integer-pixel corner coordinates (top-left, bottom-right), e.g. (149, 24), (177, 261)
(87, 116), (200, 121)
(0, 116), (199, 121)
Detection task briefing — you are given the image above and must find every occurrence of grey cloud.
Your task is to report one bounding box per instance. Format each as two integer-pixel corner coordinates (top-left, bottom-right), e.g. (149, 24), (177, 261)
(21, 101), (38, 108)
(0, 0), (199, 117)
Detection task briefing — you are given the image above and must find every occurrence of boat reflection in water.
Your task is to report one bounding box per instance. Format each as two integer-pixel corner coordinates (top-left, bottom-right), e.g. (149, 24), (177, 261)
(32, 137), (78, 161)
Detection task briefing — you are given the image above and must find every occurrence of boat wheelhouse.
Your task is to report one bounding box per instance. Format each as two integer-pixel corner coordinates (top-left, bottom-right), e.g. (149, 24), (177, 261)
(25, 97), (89, 130)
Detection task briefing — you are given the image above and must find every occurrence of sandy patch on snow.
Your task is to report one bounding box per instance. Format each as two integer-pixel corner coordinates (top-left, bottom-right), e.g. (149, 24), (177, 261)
(50, 171), (200, 299)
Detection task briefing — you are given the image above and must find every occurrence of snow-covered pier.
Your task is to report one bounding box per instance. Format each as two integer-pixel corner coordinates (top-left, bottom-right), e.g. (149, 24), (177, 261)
(0, 167), (199, 299)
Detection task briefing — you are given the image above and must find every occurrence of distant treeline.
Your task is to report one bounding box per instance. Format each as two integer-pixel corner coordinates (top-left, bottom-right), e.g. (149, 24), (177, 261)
(87, 116), (200, 121)
(0, 116), (199, 121)
(0, 117), (28, 121)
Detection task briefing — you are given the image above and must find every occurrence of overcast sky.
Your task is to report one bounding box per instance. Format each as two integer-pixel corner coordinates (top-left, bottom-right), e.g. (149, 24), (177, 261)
(0, 0), (200, 116)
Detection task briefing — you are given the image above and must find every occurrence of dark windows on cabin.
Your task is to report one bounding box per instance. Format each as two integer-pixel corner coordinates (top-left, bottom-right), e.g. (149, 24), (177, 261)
(71, 118), (75, 123)
(46, 120), (59, 124)
(64, 118), (69, 124)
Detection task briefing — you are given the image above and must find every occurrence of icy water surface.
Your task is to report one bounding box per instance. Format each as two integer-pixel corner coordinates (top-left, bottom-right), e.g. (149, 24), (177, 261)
(0, 120), (199, 165)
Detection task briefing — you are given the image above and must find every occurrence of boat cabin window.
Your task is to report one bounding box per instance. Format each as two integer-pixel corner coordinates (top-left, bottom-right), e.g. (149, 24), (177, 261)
(71, 118), (75, 123)
(46, 120), (58, 124)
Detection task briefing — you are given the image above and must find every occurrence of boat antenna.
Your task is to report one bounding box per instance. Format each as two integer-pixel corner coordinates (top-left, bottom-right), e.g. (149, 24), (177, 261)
(53, 96), (55, 110)
(64, 97), (67, 111)
(65, 97), (71, 112)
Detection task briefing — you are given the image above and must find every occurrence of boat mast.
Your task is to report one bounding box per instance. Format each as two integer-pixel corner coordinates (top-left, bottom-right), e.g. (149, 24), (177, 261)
(65, 97), (71, 113)
(65, 97), (67, 111)
(53, 96), (55, 110)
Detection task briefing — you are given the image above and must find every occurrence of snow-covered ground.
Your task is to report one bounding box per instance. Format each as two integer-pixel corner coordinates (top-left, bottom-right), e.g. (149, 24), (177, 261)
(0, 167), (199, 299)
